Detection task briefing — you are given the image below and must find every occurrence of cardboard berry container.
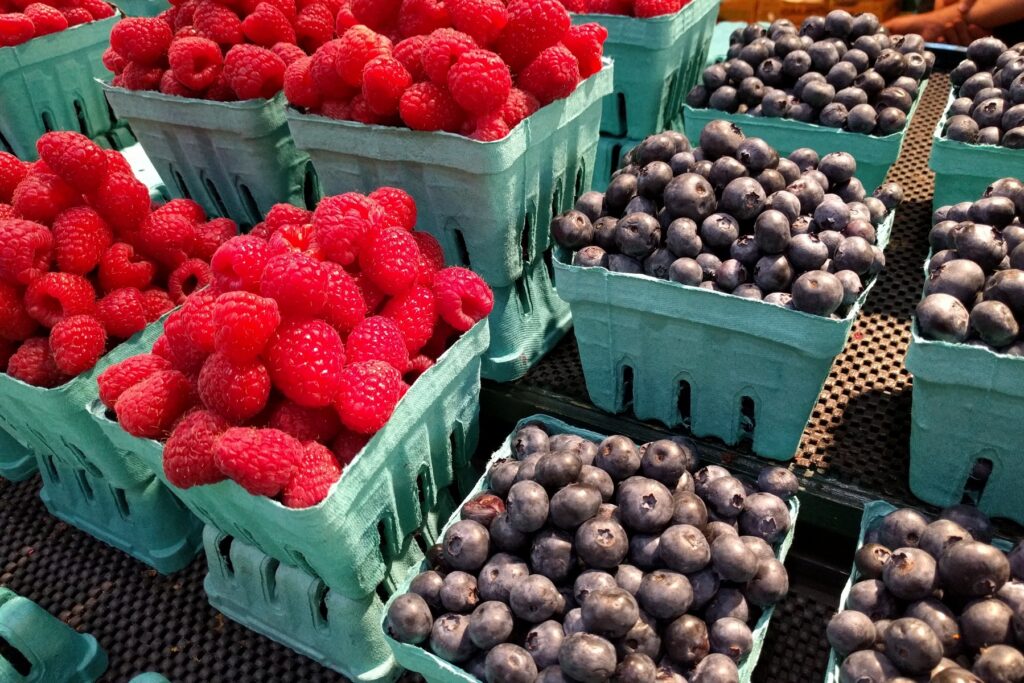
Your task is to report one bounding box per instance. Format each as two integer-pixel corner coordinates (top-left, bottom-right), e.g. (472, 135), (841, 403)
(574, 0), (720, 140)
(551, 212), (895, 461)
(0, 16), (126, 160)
(593, 133), (642, 191)
(929, 86), (1024, 210)
(382, 414), (800, 683)
(100, 86), (317, 229)
(0, 426), (37, 482)
(110, 0), (169, 16)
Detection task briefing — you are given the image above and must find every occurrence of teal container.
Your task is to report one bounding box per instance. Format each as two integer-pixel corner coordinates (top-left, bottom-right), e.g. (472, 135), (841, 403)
(593, 134), (641, 191)
(929, 86), (1024, 209)
(128, 676), (172, 683)
(577, 0), (720, 139)
(552, 213), (894, 461)
(383, 414), (800, 683)
(111, 0), (169, 15)
(100, 86), (316, 228)
(682, 80), (929, 194)
(0, 17), (122, 160)
(0, 427), (36, 482)
(0, 587), (108, 683)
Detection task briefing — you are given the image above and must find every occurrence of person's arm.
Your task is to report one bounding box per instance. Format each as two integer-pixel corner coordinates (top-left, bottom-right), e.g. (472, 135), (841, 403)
(963, 0), (1024, 30)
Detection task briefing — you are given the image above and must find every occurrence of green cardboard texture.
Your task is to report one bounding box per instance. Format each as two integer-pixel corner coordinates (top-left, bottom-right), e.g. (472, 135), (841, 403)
(91, 321), (488, 601)
(592, 134), (641, 192)
(111, 0), (169, 15)
(0, 587), (108, 682)
(929, 86), (1024, 209)
(0, 17), (121, 160)
(0, 426), (36, 482)
(552, 213), (894, 461)
(682, 80), (929, 194)
(100, 87), (316, 228)
(578, 0), (720, 139)
(383, 414), (799, 683)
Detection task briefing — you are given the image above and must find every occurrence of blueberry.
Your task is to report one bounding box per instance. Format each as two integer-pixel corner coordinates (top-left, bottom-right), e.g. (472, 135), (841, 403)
(596, 435), (641, 481)
(478, 553), (529, 602)
(787, 177), (825, 214)
(815, 199), (851, 233)
(573, 246), (608, 269)
(854, 70), (886, 99)
(691, 653), (740, 683)
(765, 190), (802, 221)
(939, 540), (1010, 597)
(664, 173), (717, 223)
(917, 521), (971, 563)
(736, 137), (778, 174)
(490, 512), (530, 553)
(955, 222), (1007, 270)
(850, 12), (880, 38)
(711, 534), (760, 582)
(614, 653), (658, 683)
(701, 212), (741, 251)
(967, 36), (1008, 67)
(835, 86), (869, 110)
(441, 570), (480, 613)
(699, 121), (745, 160)
(776, 159), (802, 186)
(803, 169), (830, 192)
(670, 258), (704, 286)
(640, 440), (689, 487)
(573, 569), (618, 606)
(973, 644), (1024, 682)
(883, 617), (945, 675)
(616, 564), (644, 596)
(575, 517), (629, 568)
(574, 191), (604, 223)
(788, 101), (817, 123)
(664, 614), (710, 666)
(523, 620), (563, 670)
(984, 268), (1024, 318)
(834, 177), (866, 203)
(581, 587), (639, 639)
(550, 483), (603, 529)
(687, 85), (710, 108)
(733, 283), (764, 300)
(483, 643), (537, 683)
(947, 114), (981, 143)
(781, 49), (811, 80)
(705, 587), (749, 623)
(831, 269), (862, 307)
(636, 134), (679, 165)
(950, 96), (975, 117)
(535, 450), (583, 490)
(562, 608), (585, 636)
(786, 234), (828, 272)
(755, 169), (786, 195)
(792, 271), (845, 316)
(386, 593), (434, 644)
(617, 476), (675, 534)
(431, 613), (476, 663)
(670, 152), (696, 176)
(704, 476), (746, 518)
(694, 464), (731, 498)
(739, 492), (790, 544)
(605, 174), (638, 216)
(752, 210), (791, 254)
(510, 574), (562, 623)
(839, 650), (900, 683)
(827, 610), (875, 656)
(760, 87), (791, 117)
(816, 102), (848, 129)
(1003, 126), (1024, 148)
(551, 210), (594, 250)
(847, 103), (878, 134)
(753, 254), (794, 293)
(715, 259), (747, 292)
(592, 216), (619, 252)
(927, 259), (986, 305)
(666, 218), (702, 258)
(636, 162), (673, 200)
(466, 600), (514, 650)
(877, 87), (914, 115)
(443, 520), (490, 572)
(531, 529), (575, 583)
(833, 236), (875, 276)
(702, 64), (728, 91)
(724, 58), (754, 83)
(881, 547), (936, 601)
(970, 300), (1019, 347)
(917, 293), (970, 343)
(624, 194), (658, 217)
(672, 490), (709, 527)
(951, 58), (980, 87)
(507, 481), (550, 533)
(559, 633), (617, 683)
(615, 213), (662, 261)
(685, 567), (720, 612)
(930, 220), (960, 251)
(803, 79), (837, 109)
(720, 177), (766, 222)
(818, 152), (857, 187)
(659, 524), (711, 573)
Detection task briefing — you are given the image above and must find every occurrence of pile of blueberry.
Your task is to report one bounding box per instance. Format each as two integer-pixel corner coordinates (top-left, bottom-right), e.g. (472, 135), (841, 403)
(550, 120), (902, 318)
(685, 12), (933, 136)
(386, 423), (797, 683)
(916, 178), (1024, 355)
(946, 37), (1024, 148)
(828, 504), (1024, 682)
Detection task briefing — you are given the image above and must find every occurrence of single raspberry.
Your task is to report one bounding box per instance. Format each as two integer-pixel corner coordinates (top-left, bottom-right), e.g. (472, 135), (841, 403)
(0, 282), (37, 341)
(498, 0), (570, 69)
(0, 219), (52, 285)
(309, 39), (358, 100)
(83, 0), (117, 19)
(346, 314), (410, 373)
(268, 400), (341, 442)
(89, 172), (150, 237)
(168, 36), (223, 91)
(500, 87), (540, 128)
(563, 22), (606, 77)
(138, 212), (197, 268)
(267, 222), (319, 258)
(211, 235), (270, 293)
(52, 207), (113, 276)
(431, 266), (492, 331)
(405, 353), (434, 380)
(349, 94), (384, 124)
(559, 0), (587, 9)
(154, 198), (207, 225)
(169, 0), (200, 30)
(110, 17), (174, 66)
(294, 3), (333, 52)
(447, 49), (510, 116)
(320, 263), (366, 335)
(398, 81), (464, 132)
(361, 56), (412, 117)
(382, 285), (437, 354)
(449, 0), (506, 46)
(242, 2), (296, 47)
(331, 429), (369, 465)
(193, 218), (238, 261)
(24, 3), (68, 36)
(335, 1), (357, 32)
(314, 212), (369, 266)
(264, 203), (313, 233)
(11, 171), (80, 225)
(354, 272), (386, 312)
(0, 205), (14, 221)
(398, 0), (448, 38)
(368, 187), (416, 231)
(517, 44), (580, 105)
(0, 14), (35, 47)
(168, 259), (212, 303)
(349, 0), (399, 31)
(48, 314), (106, 375)
(420, 28), (476, 86)
(160, 70), (201, 97)
(412, 231), (445, 280)
(284, 56), (322, 109)
(214, 427), (303, 496)
(98, 353), (174, 408)
(223, 44), (287, 99)
(212, 291), (281, 362)
(272, 41), (307, 66)
(6, 337), (66, 387)
(206, 71), (238, 101)
(318, 99), (353, 119)
(335, 24), (392, 87)
(161, 310), (210, 376)
(265, 319), (345, 407)
(634, 0), (682, 16)
(282, 441), (341, 508)
(103, 47), (128, 75)
(163, 409), (230, 488)
(359, 227), (421, 296)
(198, 352), (271, 422)
(193, 1), (243, 46)
(98, 243), (156, 293)
(176, 289), (217, 352)
(393, 35), (427, 81)
(63, 7), (95, 26)
(464, 111), (509, 140)
(96, 288), (148, 339)
(316, 191), (377, 220)
(142, 288), (176, 321)
(116, 369), (194, 438)
(24, 273), (96, 328)
(0, 153), (28, 204)
(334, 359), (403, 434)
(114, 62), (164, 91)
(586, 0), (631, 13)
(259, 252), (328, 318)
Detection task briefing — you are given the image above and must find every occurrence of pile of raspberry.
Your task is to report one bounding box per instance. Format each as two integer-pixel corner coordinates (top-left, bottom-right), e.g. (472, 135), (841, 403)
(103, 0), (339, 100)
(0, 131), (237, 387)
(0, 0), (114, 48)
(99, 187), (494, 509)
(283, 0), (607, 140)
(556, 0), (691, 18)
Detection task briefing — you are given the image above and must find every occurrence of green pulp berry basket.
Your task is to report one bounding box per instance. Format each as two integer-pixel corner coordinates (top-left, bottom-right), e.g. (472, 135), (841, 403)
(929, 86), (1024, 210)
(552, 212), (894, 461)
(0, 16), (122, 160)
(110, 0), (169, 15)
(592, 134), (641, 192)
(575, 0), (720, 140)
(382, 414), (800, 683)
(100, 87), (316, 228)
(0, 426), (36, 482)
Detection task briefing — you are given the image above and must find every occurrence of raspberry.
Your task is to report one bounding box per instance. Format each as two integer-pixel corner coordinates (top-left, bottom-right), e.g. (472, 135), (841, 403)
(334, 360), (403, 434)
(282, 441), (341, 508)
(284, 56), (323, 110)
(345, 315), (409, 374)
(412, 231), (445, 280)
(176, 289), (217, 352)
(311, 213), (364, 266)
(264, 319), (345, 407)
(0, 219), (52, 285)
(330, 429), (368, 465)
(168, 259), (212, 303)
(497, 0), (569, 71)
(368, 187), (416, 231)
(138, 212), (197, 268)
(405, 353), (434, 380)
(431, 266), (492, 331)
(63, 7), (95, 26)
(446, 49), (510, 118)
(163, 409), (230, 488)
(97, 288), (148, 340)
(0, 282), (37, 341)
(0, 205), (13, 221)
(559, 0), (586, 9)
(398, 0), (449, 38)
(398, 81), (464, 132)
(319, 99), (353, 119)
(206, 71), (238, 101)
(223, 44), (286, 99)
(264, 203), (313, 233)
(168, 36), (223, 91)
(24, 3), (67, 37)
(0, 14), (35, 47)
(267, 221), (319, 258)
(359, 227), (421, 295)
(500, 86), (539, 128)
(116, 369), (194, 438)
(214, 427), (303, 496)
(320, 263), (366, 335)
(160, 70), (201, 97)
(634, 0), (682, 16)
(98, 353), (174, 408)
(421, 28), (476, 86)
(84, 0), (116, 19)
(354, 272), (386, 312)
(142, 288), (176, 321)
(89, 172), (151, 236)
(518, 44), (580, 105)
(316, 191), (377, 220)
(586, 0), (631, 13)
(349, 0), (399, 32)
(193, 218), (238, 261)
(268, 401), (341, 442)
(421, 317), (455, 357)
(155, 198), (207, 224)
(6, 337), (66, 387)
(199, 352), (271, 422)
(309, 39), (358, 100)
(563, 22), (606, 78)
(52, 207), (113, 276)
(193, 1), (243, 46)
(335, 0), (357, 32)
(242, 2), (296, 47)
(103, 47), (128, 75)
(25, 272), (96, 328)
(115, 62), (164, 91)
(0, 153), (28, 204)
(160, 310), (210, 376)
(211, 235), (270, 292)
(361, 56), (412, 117)
(272, 41), (307, 66)
(448, 0), (506, 47)
(110, 17), (174, 66)
(393, 35), (427, 81)
(212, 291), (280, 362)
(11, 171), (80, 225)
(465, 111), (509, 140)
(294, 3), (333, 52)
(98, 243), (156, 293)
(48, 314), (106, 375)
(335, 24), (391, 87)
(259, 252), (328, 318)
(382, 285), (437, 354)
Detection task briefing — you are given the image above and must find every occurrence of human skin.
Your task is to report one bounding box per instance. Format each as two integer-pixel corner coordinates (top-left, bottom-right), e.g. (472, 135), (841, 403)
(885, 0), (1024, 45)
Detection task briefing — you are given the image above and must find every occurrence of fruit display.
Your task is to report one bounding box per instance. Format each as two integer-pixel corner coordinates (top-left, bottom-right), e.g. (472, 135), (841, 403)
(915, 179), (1024, 355)
(553, 0), (692, 18)
(945, 38), (1024, 149)
(826, 502), (1024, 683)
(686, 12), (933, 137)
(386, 419), (797, 683)
(99, 187), (494, 508)
(0, 0), (114, 46)
(0, 131), (236, 386)
(551, 120), (901, 318)
(284, 0), (607, 140)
